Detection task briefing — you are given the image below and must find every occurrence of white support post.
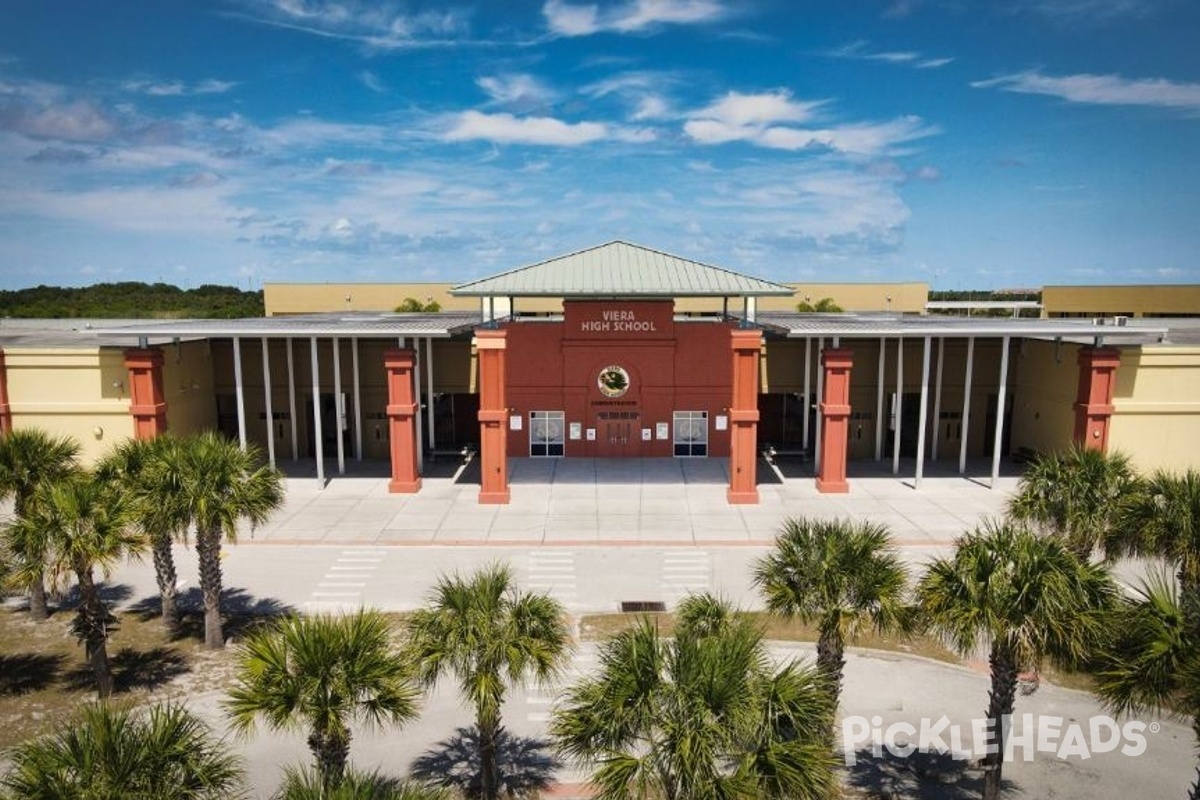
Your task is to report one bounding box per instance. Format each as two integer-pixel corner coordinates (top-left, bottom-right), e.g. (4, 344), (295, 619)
(332, 338), (345, 475)
(959, 337), (975, 475)
(261, 337), (275, 467)
(310, 337), (325, 486)
(814, 338), (824, 474)
(932, 338), (945, 461)
(352, 337), (363, 462)
(990, 336), (1011, 489)
(425, 337), (436, 452)
(286, 338), (299, 461)
(802, 338), (812, 451)
(915, 336), (932, 488)
(233, 336), (247, 450)
(875, 337), (886, 461)
(413, 337), (424, 475)
(892, 337), (904, 475)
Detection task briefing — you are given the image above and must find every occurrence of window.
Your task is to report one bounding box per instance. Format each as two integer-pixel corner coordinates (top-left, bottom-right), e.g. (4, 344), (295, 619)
(530, 411), (565, 457)
(673, 411), (708, 457)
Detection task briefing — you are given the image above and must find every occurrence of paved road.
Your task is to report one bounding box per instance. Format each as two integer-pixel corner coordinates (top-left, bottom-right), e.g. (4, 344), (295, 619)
(102, 541), (960, 616)
(180, 641), (1196, 799)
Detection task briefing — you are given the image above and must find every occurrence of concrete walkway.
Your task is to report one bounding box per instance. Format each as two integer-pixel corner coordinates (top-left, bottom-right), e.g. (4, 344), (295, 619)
(250, 457), (1019, 546)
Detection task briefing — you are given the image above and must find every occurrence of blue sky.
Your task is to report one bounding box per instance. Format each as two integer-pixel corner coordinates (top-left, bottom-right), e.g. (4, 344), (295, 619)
(1, 0), (1198, 291)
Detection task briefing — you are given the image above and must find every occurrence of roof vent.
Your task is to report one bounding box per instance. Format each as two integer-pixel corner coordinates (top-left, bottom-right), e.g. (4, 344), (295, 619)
(1114, 315), (1129, 326)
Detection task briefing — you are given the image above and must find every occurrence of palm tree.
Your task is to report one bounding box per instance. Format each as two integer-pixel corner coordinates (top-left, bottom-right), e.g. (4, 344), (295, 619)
(916, 519), (1116, 800)
(11, 474), (145, 698)
(226, 610), (421, 788)
(96, 435), (187, 630)
(151, 431), (283, 648)
(753, 517), (909, 708)
(1009, 444), (1137, 559)
(0, 428), (81, 620)
(405, 563), (570, 800)
(1095, 573), (1200, 799)
(551, 593), (836, 800)
(1, 702), (244, 799)
(273, 766), (449, 800)
(1113, 469), (1200, 600)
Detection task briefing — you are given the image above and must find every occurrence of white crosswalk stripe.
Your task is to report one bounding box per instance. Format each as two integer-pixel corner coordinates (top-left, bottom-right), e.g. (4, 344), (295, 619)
(661, 550), (711, 608)
(526, 549), (578, 611)
(304, 548), (388, 613)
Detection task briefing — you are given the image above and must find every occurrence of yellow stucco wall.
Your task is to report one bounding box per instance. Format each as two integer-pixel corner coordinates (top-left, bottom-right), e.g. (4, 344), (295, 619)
(4, 348), (134, 464)
(1042, 285), (1200, 318)
(3, 343), (218, 465)
(161, 340), (218, 436)
(1009, 339), (1078, 456)
(265, 281), (929, 316)
(1108, 346), (1200, 472)
(767, 282), (928, 313)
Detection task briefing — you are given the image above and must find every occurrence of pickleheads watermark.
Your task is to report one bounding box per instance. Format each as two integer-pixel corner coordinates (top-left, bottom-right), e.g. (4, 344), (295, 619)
(841, 714), (1154, 766)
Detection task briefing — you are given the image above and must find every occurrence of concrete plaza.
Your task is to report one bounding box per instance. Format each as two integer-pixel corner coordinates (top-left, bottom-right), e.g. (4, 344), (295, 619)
(253, 455), (1019, 547)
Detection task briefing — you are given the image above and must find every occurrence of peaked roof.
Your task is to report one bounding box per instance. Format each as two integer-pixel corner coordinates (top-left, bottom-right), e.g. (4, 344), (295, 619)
(450, 241), (794, 298)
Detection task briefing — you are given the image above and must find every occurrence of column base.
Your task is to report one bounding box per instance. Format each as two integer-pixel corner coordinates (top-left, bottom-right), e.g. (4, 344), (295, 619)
(726, 489), (759, 505)
(388, 478), (422, 494)
(478, 489), (511, 505)
(815, 477), (850, 494)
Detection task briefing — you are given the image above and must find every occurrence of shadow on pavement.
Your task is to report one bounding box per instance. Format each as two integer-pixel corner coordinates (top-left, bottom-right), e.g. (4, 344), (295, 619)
(844, 747), (1014, 799)
(128, 586), (294, 641)
(410, 725), (559, 799)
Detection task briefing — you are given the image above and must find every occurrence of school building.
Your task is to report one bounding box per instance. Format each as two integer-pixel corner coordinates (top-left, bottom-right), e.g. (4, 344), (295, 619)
(0, 241), (1196, 504)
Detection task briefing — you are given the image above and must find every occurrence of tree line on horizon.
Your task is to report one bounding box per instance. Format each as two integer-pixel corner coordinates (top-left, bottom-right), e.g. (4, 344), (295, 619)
(0, 282), (264, 319)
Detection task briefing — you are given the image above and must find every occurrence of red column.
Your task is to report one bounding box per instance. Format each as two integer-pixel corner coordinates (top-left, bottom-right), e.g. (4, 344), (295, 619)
(816, 347), (854, 494)
(384, 348), (422, 493)
(124, 348), (168, 439)
(727, 328), (762, 505)
(0, 350), (12, 434)
(1073, 346), (1121, 452)
(476, 328), (510, 504)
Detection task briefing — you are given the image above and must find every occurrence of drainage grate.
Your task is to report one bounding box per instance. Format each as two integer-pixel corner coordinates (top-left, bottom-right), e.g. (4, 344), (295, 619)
(620, 601), (667, 613)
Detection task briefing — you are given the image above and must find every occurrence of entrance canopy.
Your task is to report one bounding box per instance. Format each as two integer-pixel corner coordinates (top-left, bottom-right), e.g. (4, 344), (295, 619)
(755, 312), (1167, 344)
(450, 240), (794, 299)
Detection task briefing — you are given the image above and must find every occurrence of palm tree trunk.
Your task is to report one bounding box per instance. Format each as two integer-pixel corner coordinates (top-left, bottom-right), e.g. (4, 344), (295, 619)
(479, 716), (501, 800)
(816, 619), (846, 704)
(76, 567), (114, 698)
(1189, 713), (1200, 800)
(196, 526), (224, 649)
(151, 531), (179, 630)
(308, 727), (351, 789)
(28, 572), (49, 621)
(983, 644), (1018, 800)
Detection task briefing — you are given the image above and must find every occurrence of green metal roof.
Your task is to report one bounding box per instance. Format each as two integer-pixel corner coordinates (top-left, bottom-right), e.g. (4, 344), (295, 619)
(450, 241), (795, 298)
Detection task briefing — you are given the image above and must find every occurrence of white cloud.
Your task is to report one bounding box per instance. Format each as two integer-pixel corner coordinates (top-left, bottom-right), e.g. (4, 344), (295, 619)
(826, 40), (954, 69)
(443, 111), (608, 146)
(688, 90), (823, 127)
(358, 71), (387, 93)
(476, 74), (557, 108)
(0, 99), (117, 141)
(973, 70), (1200, 113)
(122, 78), (237, 96)
(632, 95), (671, 120)
(232, 0), (468, 49)
(543, 0), (727, 37)
(686, 111), (937, 156)
(682, 89), (935, 157)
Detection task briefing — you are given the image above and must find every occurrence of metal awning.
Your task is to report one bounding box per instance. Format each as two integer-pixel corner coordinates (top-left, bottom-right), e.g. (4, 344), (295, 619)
(89, 311), (483, 340)
(754, 312), (1168, 343)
